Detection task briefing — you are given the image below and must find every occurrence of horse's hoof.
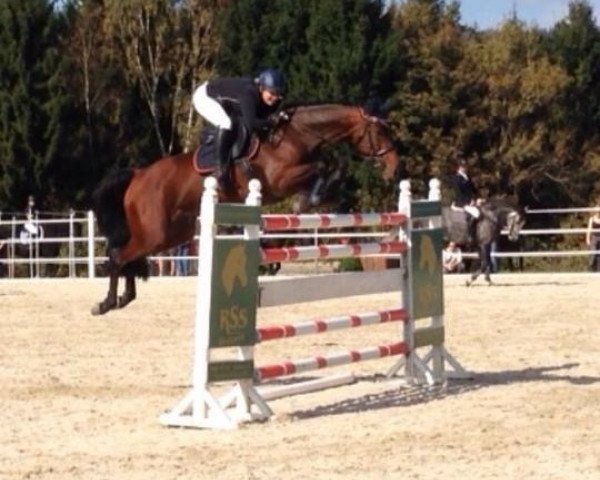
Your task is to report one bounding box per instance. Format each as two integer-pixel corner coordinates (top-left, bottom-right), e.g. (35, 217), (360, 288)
(117, 295), (135, 309)
(91, 303), (108, 316)
(465, 280), (471, 287)
(91, 300), (117, 315)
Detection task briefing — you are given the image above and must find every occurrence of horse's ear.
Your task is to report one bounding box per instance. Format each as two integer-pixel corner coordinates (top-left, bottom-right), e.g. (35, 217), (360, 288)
(363, 96), (398, 119)
(380, 98), (398, 116)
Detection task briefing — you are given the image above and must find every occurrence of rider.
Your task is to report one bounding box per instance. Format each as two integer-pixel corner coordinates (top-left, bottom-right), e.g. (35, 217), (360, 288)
(451, 158), (480, 245)
(192, 68), (286, 186)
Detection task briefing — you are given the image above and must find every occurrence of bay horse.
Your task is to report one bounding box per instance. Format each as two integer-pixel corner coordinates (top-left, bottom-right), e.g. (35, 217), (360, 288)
(442, 200), (524, 285)
(91, 103), (400, 315)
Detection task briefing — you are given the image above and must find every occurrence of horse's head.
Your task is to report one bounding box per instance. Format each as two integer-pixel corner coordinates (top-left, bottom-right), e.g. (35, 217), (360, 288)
(348, 108), (399, 180)
(505, 208), (525, 241)
(281, 103), (399, 180)
(487, 199), (525, 242)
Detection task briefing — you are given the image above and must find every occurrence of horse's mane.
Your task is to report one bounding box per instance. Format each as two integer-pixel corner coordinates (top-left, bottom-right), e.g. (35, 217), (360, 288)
(484, 197), (520, 211)
(282, 100), (358, 110)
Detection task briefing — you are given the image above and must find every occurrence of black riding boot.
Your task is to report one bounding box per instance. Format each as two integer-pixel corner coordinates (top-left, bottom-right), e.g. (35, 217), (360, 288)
(214, 127), (235, 186)
(467, 215), (477, 246)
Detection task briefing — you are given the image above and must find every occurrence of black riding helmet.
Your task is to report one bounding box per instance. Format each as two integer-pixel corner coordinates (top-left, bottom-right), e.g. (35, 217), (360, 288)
(256, 68), (286, 96)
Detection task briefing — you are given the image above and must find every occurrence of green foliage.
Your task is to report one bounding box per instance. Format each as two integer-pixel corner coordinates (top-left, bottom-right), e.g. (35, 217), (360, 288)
(0, 0), (69, 209)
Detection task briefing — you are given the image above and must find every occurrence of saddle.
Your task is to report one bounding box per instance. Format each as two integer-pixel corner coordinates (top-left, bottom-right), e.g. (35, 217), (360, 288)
(442, 207), (470, 246)
(193, 122), (260, 175)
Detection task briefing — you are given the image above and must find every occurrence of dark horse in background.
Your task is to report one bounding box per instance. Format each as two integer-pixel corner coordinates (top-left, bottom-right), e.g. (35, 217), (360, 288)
(442, 200), (525, 285)
(92, 103), (400, 315)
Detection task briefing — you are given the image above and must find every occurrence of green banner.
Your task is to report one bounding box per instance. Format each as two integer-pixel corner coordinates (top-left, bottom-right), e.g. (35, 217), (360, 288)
(411, 200), (442, 219)
(208, 360), (255, 382)
(410, 228), (444, 319)
(214, 204), (261, 226)
(209, 238), (260, 348)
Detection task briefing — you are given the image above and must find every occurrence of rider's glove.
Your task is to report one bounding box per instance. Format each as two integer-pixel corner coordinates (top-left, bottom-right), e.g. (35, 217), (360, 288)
(269, 111), (290, 126)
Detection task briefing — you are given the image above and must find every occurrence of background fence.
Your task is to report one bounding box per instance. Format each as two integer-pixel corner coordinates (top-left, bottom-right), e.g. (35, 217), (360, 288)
(1, 208), (600, 278)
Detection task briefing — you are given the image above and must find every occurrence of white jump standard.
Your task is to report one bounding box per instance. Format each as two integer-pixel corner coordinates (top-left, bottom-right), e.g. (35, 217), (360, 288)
(159, 177), (469, 430)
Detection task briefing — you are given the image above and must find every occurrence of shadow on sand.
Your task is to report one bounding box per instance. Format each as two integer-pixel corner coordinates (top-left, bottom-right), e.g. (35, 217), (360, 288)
(288, 363), (599, 420)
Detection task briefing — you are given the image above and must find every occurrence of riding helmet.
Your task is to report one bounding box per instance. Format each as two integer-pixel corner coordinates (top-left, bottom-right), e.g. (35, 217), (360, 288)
(256, 68), (286, 96)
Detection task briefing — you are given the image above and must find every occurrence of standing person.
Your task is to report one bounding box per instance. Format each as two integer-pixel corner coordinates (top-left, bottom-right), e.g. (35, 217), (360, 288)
(451, 158), (480, 245)
(173, 242), (190, 276)
(192, 68), (286, 187)
(21, 195), (40, 242)
(585, 206), (600, 272)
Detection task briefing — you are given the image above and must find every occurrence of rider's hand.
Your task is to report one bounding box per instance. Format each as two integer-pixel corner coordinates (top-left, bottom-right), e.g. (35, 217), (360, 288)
(269, 111), (289, 126)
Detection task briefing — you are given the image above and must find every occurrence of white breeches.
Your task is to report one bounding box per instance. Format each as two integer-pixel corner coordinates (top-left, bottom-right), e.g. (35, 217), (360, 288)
(464, 205), (480, 219)
(192, 82), (232, 130)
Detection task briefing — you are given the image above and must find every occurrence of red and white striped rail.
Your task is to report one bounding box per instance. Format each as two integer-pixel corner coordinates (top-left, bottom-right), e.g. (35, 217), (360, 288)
(255, 341), (409, 381)
(261, 240), (407, 264)
(257, 308), (407, 342)
(261, 212), (407, 231)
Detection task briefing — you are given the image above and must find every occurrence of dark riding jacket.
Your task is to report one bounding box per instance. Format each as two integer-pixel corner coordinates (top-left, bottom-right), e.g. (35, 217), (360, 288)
(207, 77), (279, 132)
(452, 172), (478, 207)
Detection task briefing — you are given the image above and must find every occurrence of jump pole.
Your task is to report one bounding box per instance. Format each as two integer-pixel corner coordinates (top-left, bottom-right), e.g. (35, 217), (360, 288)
(160, 177), (467, 429)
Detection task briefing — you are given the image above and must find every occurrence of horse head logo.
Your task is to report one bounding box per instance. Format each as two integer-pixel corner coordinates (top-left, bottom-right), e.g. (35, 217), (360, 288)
(221, 243), (248, 296)
(418, 234), (438, 275)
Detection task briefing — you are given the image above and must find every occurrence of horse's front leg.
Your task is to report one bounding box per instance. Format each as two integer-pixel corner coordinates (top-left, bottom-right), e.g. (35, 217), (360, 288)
(117, 274), (136, 309)
(278, 164), (318, 213)
(482, 244), (493, 285)
(91, 265), (119, 315)
(466, 246), (483, 287)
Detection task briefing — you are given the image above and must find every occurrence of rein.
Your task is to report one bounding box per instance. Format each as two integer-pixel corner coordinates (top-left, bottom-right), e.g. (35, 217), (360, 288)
(356, 108), (395, 159)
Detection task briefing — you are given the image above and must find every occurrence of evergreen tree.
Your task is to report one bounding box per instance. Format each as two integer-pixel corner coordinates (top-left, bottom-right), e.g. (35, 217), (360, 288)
(0, 0), (69, 209)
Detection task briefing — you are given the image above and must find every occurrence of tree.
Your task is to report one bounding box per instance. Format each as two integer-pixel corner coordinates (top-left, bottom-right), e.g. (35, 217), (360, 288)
(101, 0), (221, 157)
(389, 0), (472, 193)
(545, 0), (600, 202)
(472, 20), (571, 206)
(0, 0), (69, 209)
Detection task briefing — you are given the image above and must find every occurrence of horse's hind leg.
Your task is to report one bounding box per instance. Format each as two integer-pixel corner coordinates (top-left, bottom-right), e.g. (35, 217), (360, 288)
(91, 265), (119, 315)
(117, 274), (136, 309)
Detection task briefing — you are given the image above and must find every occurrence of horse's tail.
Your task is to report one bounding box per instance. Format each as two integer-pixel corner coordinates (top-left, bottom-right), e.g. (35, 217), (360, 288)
(92, 169), (134, 249)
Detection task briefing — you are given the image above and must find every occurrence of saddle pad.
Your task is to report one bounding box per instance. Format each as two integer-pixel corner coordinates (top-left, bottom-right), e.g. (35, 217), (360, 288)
(193, 127), (218, 173)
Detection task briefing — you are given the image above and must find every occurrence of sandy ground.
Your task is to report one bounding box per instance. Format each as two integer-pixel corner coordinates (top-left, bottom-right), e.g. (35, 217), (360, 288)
(1, 273), (599, 480)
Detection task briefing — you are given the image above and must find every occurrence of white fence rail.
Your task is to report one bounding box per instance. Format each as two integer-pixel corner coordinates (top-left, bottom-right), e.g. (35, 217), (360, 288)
(1, 207), (600, 278)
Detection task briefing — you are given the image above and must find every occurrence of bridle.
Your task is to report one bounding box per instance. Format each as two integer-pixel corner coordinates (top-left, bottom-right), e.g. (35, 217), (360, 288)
(273, 106), (396, 162)
(506, 210), (524, 241)
(355, 108), (395, 160)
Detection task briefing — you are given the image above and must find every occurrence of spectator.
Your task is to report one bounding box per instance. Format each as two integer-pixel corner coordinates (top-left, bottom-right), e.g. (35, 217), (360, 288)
(585, 206), (600, 272)
(172, 242), (190, 276)
(443, 241), (464, 273)
(156, 250), (172, 276)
